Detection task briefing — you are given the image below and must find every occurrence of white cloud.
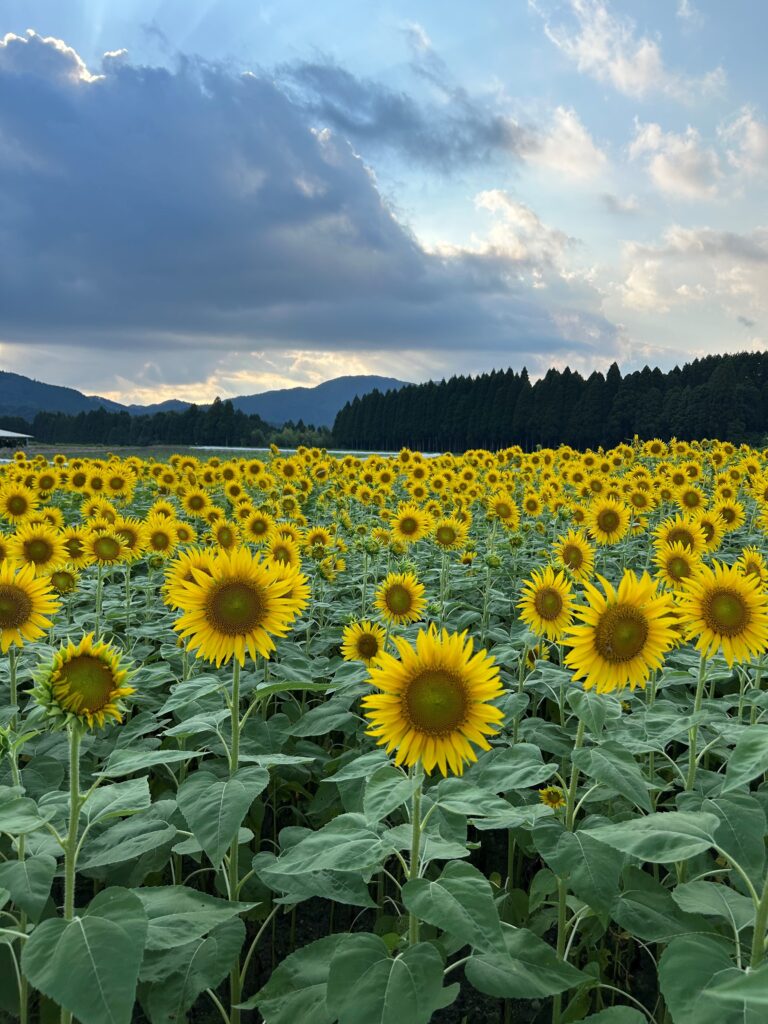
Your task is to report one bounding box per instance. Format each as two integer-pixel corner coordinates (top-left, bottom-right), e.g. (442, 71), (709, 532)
(620, 224), (768, 316)
(536, 0), (724, 101)
(719, 106), (768, 177)
(601, 192), (639, 214)
(523, 106), (608, 180)
(629, 120), (721, 199)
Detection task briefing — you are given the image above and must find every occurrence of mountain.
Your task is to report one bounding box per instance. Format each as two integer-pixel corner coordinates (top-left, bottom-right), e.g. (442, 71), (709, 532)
(0, 371), (124, 420)
(230, 375), (408, 426)
(0, 371), (409, 428)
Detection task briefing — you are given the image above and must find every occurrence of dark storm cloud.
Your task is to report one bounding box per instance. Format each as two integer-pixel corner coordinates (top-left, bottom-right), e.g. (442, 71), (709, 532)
(0, 30), (619, 365)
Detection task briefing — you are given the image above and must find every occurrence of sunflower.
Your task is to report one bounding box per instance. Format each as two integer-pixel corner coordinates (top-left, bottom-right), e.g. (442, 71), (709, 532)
(112, 517), (148, 561)
(61, 526), (94, 569)
(0, 561), (60, 652)
(162, 546), (217, 608)
(552, 529), (595, 581)
(692, 510), (725, 552)
(84, 529), (127, 567)
(180, 488), (212, 518)
(390, 504), (431, 545)
(341, 620), (387, 665)
(487, 492), (520, 529)
(32, 633), (134, 729)
(653, 541), (701, 590)
(653, 514), (707, 556)
(539, 786), (566, 810)
(517, 565), (575, 641)
(432, 517), (469, 551)
(8, 522), (68, 576)
(585, 498), (631, 546)
(210, 520), (238, 551)
(736, 546), (768, 585)
(676, 561), (768, 667)
(47, 567), (80, 596)
(266, 535), (302, 570)
(564, 571), (677, 693)
(305, 526), (334, 549)
(713, 499), (745, 533)
(145, 515), (179, 558)
(374, 571), (427, 626)
(168, 546), (308, 666)
(361, 625), (504, 776)
(0, 484), (38, 524)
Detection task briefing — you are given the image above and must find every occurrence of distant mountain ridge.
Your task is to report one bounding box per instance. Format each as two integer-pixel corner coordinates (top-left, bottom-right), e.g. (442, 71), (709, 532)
(0, 371), (409, 428)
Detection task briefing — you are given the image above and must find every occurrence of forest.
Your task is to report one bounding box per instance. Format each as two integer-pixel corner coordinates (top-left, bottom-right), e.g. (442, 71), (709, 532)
(332, 352), (768, 451)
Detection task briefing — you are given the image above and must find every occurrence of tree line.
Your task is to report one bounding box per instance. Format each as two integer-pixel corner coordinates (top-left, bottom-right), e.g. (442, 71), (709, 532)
(332, 352), (768, 451)
(1, 398), (332, 449)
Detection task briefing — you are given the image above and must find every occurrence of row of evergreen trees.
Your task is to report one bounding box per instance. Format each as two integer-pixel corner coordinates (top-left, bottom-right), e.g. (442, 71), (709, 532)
(332, 352), (768, 451)
(2, 399), (332, 449)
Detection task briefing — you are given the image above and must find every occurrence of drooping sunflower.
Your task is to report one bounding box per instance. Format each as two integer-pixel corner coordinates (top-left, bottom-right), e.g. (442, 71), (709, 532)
(0, 484), (38, 524)
(168, 546), (308, 666)
(585, 498), (631, 546)
(517, 565), (576, 641)
(361, 625), (504, 776)
(341, 620), (387, 666)
(564, 571), (677, 693)
(432, 517), (469, 551)
(32, 633), (134, 729)
(374, 571), (427, 625)
(0, 561), (60, 651)
(8, 522), (68, 576)
(653, 541), (701, 591)
(676, 560), (768, 667)
(552, 529), (595, 581)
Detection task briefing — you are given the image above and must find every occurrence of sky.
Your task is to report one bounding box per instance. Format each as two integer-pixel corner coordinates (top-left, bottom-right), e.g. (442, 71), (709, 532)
(1, 0), (767, 405)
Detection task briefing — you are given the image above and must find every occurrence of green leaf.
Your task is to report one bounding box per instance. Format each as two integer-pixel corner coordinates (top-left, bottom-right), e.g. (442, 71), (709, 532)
(580, 1011), (646, 1024)
(21, 887), (148, 1024)
(253, 852), (376, 908)
(567, 689), (621, 735)
(326, 934), (455, 1024)
(464, 744), (557, 792)
(0, 855), (56, 922)
(133, 886), (257, 949)
(659, 935), (759, 1024)
(275, 814), (392, 874)
(575, 743), (653, 812)
(141, 919), (245, 1024)
(324, 751), (389, 783)
(723, 726), (768, 792)
(553, 829), (624, 913)
(465, 923), (587, 998)
(239, 934), (344, 1020)
(709, 965), (768, 1006)
(177, 766), (268, 868)
(78, 815), (177, 870)
(401, 861), (505, 953)
(0, 786), (50, 835)
(703, 794), (766, 884)
(611, 867), (711, 942)
(98, 748), (206, 778)
(363, 766), (419, 823)
(82, 778), (151, 825)
(672, 881), (754, 931)
(288, 700), (354, 737)
(431, 778), (511, 816)
(587, 811), (719, 862)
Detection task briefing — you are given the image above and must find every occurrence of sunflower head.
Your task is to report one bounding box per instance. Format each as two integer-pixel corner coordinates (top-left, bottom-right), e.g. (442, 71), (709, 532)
(539, 785), (565, 810)
(361, 625), (504, 776)
(341, 620), (387, 666)
(0, 561), (60, 652)
(32, 633), (134, 730)
(374, 571), (427, 625)
(517, 565), (575, 641)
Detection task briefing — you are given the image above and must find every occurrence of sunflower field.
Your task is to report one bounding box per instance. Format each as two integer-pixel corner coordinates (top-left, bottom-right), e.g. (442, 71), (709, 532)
(2, 439), (768, 1024)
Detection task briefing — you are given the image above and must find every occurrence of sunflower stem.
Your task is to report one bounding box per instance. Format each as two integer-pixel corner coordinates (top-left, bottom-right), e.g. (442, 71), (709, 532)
(94, 563), (104, 638)
(8, 646), (18, 730)
(124, 564), (132, 631)
(228, 659), (242, 1024)
(407, 765), (423, 945)
(685, 654), (707, 792)
(61, 724), (82, 1024)
(361, 548), (368, 618)
(750, 874), (768, 969)
(750, 655), (764, 726)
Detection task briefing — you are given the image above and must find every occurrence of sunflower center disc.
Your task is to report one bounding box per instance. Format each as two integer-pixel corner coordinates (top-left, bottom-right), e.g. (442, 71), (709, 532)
(406, 669), (467, 734)
(669, 556), (690, 579)
(597, 510), (620, 533)
(0, 584), (32, 628)
(58, 655), (116, 712)
(707, 590), (749, 635)
(152, 533), (170, 551)
(189, 496), (205, 510)
(667, 528), (694, 550)
(7, 496), (28, 516)
(562, 545), (583, 569)
(386, 584), (412, 615)
(94, 536), (120, 560)
(399, 517), (418, 536)
(25, 539), (53, 563)
(436, 527), (456, 546)
(208, 581), (265, 635)
(534, 588), (563, 620)
(594, 604), (649, 663)
(357, 634), (379, 659)
(51, 571), (76, 594)
(66, 538), (84, 557)
(496, 503), (511, 519)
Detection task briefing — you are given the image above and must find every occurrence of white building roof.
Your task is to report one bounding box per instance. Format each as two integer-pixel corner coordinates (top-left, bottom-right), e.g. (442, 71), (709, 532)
(0, 429), (33, 438)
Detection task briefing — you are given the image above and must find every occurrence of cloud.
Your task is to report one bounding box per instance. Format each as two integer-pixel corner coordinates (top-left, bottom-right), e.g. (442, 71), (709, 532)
(523, 106), (607, 180)
(620, 224), (768, 315)
(0, 31), (620, 398)
(601, 192), (639, 214)
(737, 315), (756, 329)
(629, 120), (722, 199)
(535, 0), (724, 101)
(719, 106), (768, 177)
